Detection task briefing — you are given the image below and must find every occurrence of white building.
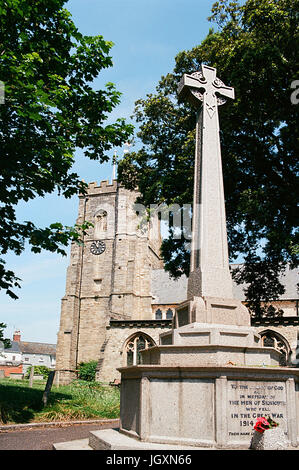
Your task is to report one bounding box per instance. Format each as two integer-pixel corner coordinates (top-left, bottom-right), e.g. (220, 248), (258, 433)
(0, 330), (56, 377)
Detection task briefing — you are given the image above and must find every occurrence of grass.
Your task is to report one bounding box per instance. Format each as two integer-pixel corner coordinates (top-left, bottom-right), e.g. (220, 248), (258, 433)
(0, 378), (120, 425)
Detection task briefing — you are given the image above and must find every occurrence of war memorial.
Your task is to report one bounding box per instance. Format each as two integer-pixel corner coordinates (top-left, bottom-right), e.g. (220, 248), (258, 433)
(54, 65), (299, 450)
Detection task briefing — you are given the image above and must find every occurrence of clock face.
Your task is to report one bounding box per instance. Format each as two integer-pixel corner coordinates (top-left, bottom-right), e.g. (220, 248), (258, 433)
(90, 240), (106, 255)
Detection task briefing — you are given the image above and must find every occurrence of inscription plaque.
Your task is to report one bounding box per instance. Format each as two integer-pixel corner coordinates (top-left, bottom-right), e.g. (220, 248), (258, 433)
(227, 380), (288, 442)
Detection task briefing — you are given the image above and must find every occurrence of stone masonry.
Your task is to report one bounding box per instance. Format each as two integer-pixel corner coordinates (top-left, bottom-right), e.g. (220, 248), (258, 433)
(55, 180), (164, 385)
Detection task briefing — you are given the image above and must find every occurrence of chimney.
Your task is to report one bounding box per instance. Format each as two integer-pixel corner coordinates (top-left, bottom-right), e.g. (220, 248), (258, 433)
(13, 330), (21, 342)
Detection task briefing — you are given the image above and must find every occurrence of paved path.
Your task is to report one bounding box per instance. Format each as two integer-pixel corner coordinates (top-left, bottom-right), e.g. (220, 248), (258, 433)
(0, 419), (119, 450)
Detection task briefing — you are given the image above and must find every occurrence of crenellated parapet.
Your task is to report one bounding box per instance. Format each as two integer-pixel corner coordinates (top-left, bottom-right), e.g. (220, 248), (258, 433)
(79, 179), (119, 197)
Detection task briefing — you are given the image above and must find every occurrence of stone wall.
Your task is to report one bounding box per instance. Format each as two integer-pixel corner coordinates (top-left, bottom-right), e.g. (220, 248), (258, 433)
(0, 363), (23, 378)
(96, 320), (172, 383)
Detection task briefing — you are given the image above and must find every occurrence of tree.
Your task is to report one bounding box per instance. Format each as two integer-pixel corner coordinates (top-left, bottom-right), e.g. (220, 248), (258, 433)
(0, 323), (11, 349)
(0, 0), (133, 298)
(118, 0), (298, 317)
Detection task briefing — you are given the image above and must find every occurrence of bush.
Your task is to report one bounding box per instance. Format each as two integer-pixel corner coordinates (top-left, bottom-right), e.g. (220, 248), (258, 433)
(25, 365), (50, 379)
(78, 360), (98, 382)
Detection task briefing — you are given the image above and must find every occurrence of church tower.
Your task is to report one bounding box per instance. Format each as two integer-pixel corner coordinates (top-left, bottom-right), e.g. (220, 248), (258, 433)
(55, 179), (163, 385)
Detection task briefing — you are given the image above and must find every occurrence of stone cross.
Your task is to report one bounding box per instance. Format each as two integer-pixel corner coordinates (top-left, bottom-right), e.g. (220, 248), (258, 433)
(178, 65), (235, 300)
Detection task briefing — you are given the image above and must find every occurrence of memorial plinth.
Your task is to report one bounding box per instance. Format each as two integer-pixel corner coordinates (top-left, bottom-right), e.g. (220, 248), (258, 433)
(94, 65), (299, 450)
(118, 366), (298, 449)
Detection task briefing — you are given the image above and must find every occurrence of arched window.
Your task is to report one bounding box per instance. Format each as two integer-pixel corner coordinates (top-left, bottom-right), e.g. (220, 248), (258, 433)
(125, 333), (155, 366)
(260, 330), (290, 366)
(95, 210), (107, 232)
(166, 308), (173, 320)
(155, 308), (162, 320)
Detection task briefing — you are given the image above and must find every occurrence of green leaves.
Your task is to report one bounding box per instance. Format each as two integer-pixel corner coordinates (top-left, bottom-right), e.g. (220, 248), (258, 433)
(78, 360), (98, 382)
(28, 221), (93, 255)
(0, 322), (11, 349)
(0, 0), (133, 298)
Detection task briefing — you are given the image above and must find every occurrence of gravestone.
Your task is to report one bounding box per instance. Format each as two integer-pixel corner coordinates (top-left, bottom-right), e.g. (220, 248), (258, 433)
(29, 365), (34, 388)
(85, 65), (299, 450)
(42, 370), (55, 406)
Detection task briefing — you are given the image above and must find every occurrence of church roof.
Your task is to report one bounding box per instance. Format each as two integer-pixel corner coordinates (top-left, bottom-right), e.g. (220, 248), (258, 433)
(151, 269), (187, 304)
(231, 264), (299, 301)
(151, 265), (298, 304)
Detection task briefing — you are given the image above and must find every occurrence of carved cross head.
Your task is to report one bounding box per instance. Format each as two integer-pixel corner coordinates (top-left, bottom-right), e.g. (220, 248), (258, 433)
(178, 65), (234, 118)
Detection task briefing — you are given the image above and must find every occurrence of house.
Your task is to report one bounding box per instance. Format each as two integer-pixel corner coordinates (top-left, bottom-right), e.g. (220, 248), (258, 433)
(0, 330), (56, 378)
(20, 340), (56, 375)
(0, 332), (23, 378)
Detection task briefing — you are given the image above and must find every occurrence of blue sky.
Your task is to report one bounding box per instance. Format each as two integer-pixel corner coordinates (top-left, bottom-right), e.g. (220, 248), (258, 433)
(1, 0), (221, 344)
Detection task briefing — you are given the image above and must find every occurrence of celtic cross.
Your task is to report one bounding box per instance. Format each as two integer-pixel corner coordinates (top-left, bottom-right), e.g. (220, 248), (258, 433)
(178, 65), (235, 300)
(178, 64), (234, 118)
